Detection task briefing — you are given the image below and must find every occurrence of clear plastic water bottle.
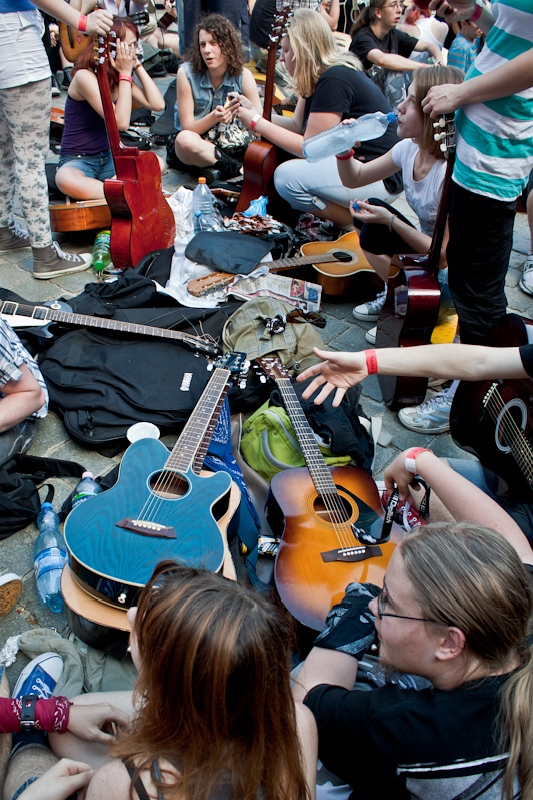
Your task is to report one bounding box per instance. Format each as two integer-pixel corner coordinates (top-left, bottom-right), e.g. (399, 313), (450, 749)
(34, 502), (68, 613)
(302, 111), (397, 162)
(71, 471), (102, 510)
(191, 177), (223, 233)
(92, 229), (112, 272)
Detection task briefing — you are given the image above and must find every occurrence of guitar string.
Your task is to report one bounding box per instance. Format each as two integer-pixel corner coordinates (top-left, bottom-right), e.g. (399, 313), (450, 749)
(137, 371), (229, 523)
(277, 378), (360, 551)
(485, 387), (533, 480)
(485, 387), (533, 483)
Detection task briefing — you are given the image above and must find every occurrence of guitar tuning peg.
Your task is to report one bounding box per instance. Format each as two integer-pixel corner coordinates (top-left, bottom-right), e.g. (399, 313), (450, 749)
(433, 119), (446, 129)
(207, 362), (214, 371)
(440, 143), (447, 152)
(260, 375), (267, 384)
(239, 379), (247, 389)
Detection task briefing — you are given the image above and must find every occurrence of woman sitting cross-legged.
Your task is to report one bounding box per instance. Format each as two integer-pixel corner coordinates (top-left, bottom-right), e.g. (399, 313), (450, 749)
(50, 561), (317, 800)
(235, 9), (403, 233)
(168, 14), (262, 184)
(54, 16), (165, 201)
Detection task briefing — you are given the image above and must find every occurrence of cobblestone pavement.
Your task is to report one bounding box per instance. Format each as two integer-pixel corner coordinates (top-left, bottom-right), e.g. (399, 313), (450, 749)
(1, 74), (532, 685)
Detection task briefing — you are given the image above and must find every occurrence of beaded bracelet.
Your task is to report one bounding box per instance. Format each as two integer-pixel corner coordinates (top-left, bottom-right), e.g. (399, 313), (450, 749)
(78, 13), (88, 31)
(336, 148), (354, 161)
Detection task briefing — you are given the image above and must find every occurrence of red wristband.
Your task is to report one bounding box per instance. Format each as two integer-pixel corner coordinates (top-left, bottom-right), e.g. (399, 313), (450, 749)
(405, 447), (432, 474)
(365, 348), (378, 375)
(336, 148), (354, 161)
(119, 73), (133, 83)
(468, 2), (482, 22)
(250, 113), (261, 131)
(78, 13), (88, 32)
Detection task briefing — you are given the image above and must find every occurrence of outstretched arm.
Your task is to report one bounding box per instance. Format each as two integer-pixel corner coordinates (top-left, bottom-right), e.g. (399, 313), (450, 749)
(32, 0), (112, 35)
(297, 344), (528, 407)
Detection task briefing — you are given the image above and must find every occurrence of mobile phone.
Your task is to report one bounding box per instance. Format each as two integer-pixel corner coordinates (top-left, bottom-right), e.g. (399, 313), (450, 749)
(352, 201), (361, 211)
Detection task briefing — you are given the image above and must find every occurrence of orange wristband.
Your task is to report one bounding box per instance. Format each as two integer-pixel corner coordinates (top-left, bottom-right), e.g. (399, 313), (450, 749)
(365, 348), (378, 375)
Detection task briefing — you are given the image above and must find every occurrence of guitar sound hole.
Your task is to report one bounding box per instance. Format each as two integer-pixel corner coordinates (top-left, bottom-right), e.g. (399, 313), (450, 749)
(330, 250), (353, 263)
(313, 494), (352, 523)
(149, 471), (189, 499)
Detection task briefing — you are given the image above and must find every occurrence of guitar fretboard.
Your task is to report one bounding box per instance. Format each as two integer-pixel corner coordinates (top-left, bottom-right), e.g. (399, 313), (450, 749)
(0, 300), (217, 355)
(167, 368), (230, 473)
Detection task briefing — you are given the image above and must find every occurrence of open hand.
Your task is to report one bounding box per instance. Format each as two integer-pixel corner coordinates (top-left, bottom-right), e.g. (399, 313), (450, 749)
(297, 348), (368, 406)
(111, 38), (137, 75)
(421, 83), (465, 117)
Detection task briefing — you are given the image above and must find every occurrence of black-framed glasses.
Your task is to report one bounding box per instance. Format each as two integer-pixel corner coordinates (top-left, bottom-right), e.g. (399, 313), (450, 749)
(376, 588), (440, 624)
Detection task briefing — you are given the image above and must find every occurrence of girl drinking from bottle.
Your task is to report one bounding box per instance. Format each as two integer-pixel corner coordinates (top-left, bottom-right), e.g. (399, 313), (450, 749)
(336, 64), (463, 325)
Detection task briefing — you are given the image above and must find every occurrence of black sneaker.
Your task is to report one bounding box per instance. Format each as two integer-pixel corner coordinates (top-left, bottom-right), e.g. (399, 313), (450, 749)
(61, 67), (72, 88)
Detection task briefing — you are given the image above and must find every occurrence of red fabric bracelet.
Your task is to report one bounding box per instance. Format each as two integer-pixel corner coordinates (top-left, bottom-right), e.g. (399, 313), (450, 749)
(365, 348), (378, 375)
(0, 697), (70, 734)
(78, 13), (88, 31)
(467, 2), (482, 22)
(119, 74), (133, 83)
(336, 148), (354, 161)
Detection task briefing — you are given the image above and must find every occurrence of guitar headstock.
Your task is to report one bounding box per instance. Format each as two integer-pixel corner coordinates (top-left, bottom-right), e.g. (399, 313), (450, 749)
(94, 31), (117, 71)
(270, 4), (292, 44)
(209, 351), (249, 387)
(256, 355), (289, 381)
(433, 113), (455, 159)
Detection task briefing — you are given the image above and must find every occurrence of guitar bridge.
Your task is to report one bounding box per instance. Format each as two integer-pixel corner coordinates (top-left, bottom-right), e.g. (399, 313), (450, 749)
(116, 518), (176, 539)
(321, 545), (382, 563)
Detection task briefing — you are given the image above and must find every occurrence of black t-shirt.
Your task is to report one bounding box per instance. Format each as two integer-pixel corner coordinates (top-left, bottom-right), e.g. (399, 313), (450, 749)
(302, 64), (403, 193)
(350, 27), (418, 71)
(304, 674), (515, 800)
(520, 343), (533, 378)
(249, 0), (276, 49)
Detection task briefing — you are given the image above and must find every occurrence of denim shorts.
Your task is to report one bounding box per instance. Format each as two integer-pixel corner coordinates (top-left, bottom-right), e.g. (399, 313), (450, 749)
(58, 149), (115, 181)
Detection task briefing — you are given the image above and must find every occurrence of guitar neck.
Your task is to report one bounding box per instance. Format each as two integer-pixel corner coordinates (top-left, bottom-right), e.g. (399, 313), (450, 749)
(274, 376), (338, 496)
(96, 65), (123, 157)
(166, 367), (230, 472)
(189, 252), (338, 296)
(0, 300), (218, 356)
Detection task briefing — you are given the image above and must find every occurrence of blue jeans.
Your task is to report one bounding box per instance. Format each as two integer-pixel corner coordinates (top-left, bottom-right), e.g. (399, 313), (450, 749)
(447, 458), (533, 545)
(58, 149), (114, 181)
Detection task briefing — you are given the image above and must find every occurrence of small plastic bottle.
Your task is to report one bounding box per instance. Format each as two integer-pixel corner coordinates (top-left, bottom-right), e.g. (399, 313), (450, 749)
(92, 229), (112, 272)
(71, 471), (102, 510)
(34, 502), (68, 613)
(302, 111), (397, 162)
(191, 178), (223, 233)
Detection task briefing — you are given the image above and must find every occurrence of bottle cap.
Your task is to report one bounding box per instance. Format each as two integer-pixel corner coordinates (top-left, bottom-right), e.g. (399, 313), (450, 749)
(41, 501), (53, 510)
(198, 177), (206, 184)
(387, 112), (397, 123)
(81, 471), (94, 479)
(194, 210), (202, 217)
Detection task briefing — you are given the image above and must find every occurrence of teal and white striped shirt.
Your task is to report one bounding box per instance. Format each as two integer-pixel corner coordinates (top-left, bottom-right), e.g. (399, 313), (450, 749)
(453, 0), (533, 201)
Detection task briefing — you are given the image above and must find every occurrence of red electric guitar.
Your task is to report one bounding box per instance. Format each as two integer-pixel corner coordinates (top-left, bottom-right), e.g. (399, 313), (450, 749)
(94, 35), (175, 270)
(376, 115), (455, 409)
(235, 6), (293, 219)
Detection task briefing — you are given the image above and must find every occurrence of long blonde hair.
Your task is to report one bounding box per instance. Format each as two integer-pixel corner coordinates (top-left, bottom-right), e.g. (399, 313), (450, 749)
(286, 9), (361, 98)
(401, 523), (533, 800)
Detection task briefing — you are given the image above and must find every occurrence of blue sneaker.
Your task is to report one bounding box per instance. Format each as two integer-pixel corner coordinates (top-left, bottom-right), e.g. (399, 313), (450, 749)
(12, 653), (64, 700)
(398, 385), (456, 434)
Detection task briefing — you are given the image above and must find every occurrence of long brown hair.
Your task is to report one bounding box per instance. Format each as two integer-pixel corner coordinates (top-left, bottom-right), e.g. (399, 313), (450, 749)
(350, 0), (388, 34)
(401, 523), (533, 800)
(186, 13), (245, 76)
(72, 16), (138, 93)
(113, 561), (309, 800)
(411, 65), (464, 158)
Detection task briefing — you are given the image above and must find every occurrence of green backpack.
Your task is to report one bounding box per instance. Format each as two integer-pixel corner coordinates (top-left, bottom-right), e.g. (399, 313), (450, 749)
(241, 399), (351, 483)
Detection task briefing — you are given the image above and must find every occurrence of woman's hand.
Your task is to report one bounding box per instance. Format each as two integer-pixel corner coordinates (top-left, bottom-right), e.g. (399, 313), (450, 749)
(235, 103), (259, 129)
(164, 0), (177, 18)
(236, 93), (254, 111)
(350, 199), (391, 226)
(296, 348), (369, 406)
(67, 702), (130, 744)
(111, 38), (137, 76)
(213, 104), (235, 124)
(85, 8), (113, 36)
(18, 759), (94, 800)
(429, 0), (476, 22)
(383, 450), (420, 502)
(421, 83), (465, 117)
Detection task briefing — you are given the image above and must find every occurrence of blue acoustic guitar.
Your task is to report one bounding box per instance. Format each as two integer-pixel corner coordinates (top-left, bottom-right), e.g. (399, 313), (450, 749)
(64, 352), (246, 609)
